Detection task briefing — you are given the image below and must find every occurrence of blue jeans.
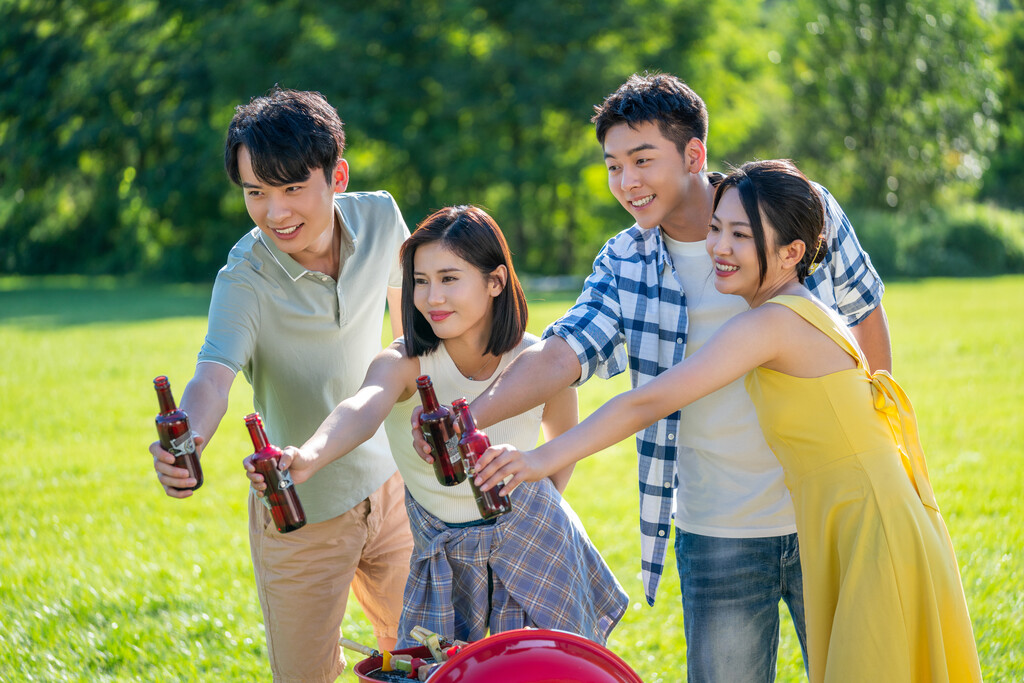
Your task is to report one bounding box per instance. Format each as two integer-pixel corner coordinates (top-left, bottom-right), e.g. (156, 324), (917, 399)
(675, 530), (808, 683)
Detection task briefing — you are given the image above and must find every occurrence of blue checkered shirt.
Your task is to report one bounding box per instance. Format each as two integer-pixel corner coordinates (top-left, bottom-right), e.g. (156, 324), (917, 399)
(543, 182), (884, 605)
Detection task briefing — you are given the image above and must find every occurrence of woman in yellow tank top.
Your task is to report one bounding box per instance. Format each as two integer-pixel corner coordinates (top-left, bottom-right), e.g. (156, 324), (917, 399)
(476, 160), (982, 682)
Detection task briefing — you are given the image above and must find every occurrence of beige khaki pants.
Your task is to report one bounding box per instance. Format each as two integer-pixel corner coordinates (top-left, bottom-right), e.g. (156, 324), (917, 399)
(248, 471), (413, 683)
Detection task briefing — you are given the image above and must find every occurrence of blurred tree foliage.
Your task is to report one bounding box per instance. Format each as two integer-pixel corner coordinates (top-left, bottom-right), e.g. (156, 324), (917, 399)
(980, 2), (1024, 207)
(0, 0), (1017, 279)
(776, 0), (999, 212)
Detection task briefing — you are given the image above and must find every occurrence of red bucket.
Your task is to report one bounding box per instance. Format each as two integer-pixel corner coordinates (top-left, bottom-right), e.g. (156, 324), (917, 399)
(352, 644), (433, 682)
(353, 629), (643, 683)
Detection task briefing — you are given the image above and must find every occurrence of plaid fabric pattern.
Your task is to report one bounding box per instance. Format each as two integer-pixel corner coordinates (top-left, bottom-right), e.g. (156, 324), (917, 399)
(544, 182), (884, 605)
(397, 479), (628, 648)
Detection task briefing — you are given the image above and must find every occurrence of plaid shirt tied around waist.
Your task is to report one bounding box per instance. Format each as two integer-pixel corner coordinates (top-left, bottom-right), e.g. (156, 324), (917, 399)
(544, 181), (884, 605)
(398, 478), (627, 647)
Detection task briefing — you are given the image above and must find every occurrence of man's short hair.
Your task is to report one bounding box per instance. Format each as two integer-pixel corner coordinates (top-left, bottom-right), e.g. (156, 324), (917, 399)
(225, 86), (345, 186)
(592, 73), (708, 158)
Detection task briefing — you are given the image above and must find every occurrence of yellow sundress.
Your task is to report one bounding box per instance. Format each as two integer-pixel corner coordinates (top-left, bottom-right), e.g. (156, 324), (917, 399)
(745, 295), (982, 683)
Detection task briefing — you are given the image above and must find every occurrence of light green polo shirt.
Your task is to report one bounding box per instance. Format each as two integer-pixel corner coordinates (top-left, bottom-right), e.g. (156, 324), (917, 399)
(198, 191), (409, 523)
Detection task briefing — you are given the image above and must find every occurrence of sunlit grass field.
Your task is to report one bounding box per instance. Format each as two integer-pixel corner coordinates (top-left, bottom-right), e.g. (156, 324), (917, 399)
(1, 275), (1021, 682)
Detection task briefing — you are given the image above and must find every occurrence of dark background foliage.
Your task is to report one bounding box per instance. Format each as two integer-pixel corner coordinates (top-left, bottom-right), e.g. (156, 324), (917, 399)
(1, 0), (1021, 281)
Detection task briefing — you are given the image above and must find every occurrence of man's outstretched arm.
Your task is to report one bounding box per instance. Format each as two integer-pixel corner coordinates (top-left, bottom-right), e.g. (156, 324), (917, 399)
(471, 336), (582, 428)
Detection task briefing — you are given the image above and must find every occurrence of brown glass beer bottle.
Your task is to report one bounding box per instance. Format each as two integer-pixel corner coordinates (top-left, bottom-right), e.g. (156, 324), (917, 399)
(416, 375), (467, 486)
(453, 398), (511, 519)
(153, 375), (203, 490)
(245, 412), (306, 533)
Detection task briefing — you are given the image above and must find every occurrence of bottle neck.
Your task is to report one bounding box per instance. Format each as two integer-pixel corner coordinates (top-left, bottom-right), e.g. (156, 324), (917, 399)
(457, 405), (477, 433)
(155, 384), (177, 414)
(246, 419), (269, 451)
(417, 381), (440, 412)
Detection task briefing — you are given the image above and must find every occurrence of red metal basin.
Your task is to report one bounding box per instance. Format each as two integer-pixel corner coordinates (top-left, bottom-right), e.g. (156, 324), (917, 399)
(354, 629), (643, 683)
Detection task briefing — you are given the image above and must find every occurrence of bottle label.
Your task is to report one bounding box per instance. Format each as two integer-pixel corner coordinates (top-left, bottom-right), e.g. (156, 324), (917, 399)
(445, 434), (461, 465)
(278, 469), (295, 490)
(169, 432), (196, 458)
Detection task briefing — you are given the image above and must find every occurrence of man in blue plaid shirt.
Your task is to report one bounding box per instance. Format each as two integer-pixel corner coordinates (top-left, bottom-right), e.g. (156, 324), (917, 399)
(416, 73), (890, 682)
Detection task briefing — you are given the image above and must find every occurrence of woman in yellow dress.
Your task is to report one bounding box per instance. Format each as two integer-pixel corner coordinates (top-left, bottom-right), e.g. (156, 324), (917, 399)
(474, 159), (983, 682)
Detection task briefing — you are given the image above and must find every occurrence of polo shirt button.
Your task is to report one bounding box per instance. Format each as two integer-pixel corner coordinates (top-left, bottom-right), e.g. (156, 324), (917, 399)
(664, 482), (671, 489)
(658, 530), (665, 537)
(668, 433), (675, 440)
(677, 337), (683, 343)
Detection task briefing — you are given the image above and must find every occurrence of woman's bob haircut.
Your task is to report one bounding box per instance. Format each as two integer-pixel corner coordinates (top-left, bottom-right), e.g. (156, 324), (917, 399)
(400, 205), (528, 358)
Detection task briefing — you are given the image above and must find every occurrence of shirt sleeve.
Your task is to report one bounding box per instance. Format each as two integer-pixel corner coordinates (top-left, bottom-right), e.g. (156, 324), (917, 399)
(385, 192), (411, 289)
(542, 244), (629, 385)
(813, 184), (885, 326)
(196, 269), (260, 374)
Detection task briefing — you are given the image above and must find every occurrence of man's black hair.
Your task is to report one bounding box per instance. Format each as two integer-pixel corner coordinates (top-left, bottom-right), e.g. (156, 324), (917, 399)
(225, 86), (345, 186)
(592, 73), (708, 158)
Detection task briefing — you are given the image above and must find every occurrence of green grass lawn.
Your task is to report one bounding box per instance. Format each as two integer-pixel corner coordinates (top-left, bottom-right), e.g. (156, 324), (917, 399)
(1, 275), (1021, 681)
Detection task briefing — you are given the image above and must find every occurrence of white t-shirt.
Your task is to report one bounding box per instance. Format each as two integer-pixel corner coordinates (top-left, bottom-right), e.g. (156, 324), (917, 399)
(384, 335), (545, 524)
(662, 234), (797, 537)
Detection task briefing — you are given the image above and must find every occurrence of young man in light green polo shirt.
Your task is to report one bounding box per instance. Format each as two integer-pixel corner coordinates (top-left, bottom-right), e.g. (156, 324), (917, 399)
(149, 87), (414, 683)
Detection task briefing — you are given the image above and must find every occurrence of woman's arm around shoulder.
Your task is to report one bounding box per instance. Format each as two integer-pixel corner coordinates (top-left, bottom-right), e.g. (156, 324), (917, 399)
(474, 307), (787, 495)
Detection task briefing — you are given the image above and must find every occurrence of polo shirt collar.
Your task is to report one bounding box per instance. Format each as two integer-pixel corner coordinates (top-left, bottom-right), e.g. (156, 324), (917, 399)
(257, 198), (356, 282)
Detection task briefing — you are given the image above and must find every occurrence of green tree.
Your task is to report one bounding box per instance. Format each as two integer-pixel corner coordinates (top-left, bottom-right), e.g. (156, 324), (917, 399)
(980, 4), (1024, 207)
(0, 0), (231, 277)
(776, 0), (999, 211)
(0, 0), (774, 278)
(314, 0), (724, 275)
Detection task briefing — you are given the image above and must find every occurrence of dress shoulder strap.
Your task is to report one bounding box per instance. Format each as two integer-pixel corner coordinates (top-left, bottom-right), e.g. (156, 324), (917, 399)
(766, 295), (867, 369)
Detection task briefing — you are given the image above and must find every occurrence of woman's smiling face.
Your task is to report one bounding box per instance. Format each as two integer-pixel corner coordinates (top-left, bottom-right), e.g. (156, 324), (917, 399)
(707, 187), (765, 299)
(413, 242), (501, 342)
